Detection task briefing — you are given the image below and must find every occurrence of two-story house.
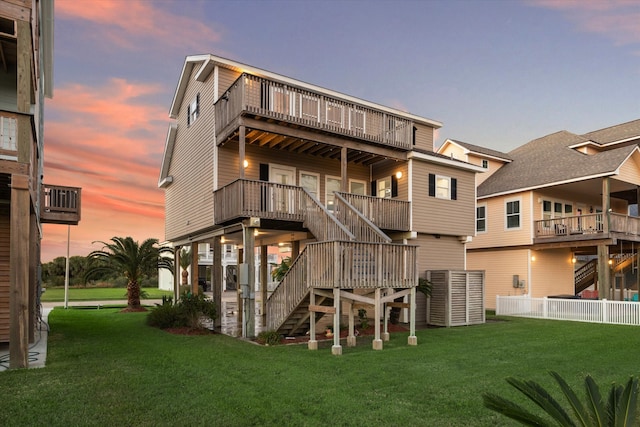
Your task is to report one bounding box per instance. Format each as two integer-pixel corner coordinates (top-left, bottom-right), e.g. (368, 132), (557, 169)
(159, 54), (483, 351)
(0, 0), (81, 369)
(439, 119), (640, 309)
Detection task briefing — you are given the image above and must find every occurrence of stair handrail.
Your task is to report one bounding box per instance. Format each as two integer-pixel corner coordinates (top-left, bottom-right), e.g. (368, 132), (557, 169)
(333, 192), (391, 243)
(575, 259), (597, 294)
(300, 189), (355, 241)
(267, 247), (310, 331)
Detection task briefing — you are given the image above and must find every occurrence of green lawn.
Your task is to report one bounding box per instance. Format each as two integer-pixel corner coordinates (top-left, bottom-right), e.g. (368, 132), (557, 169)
(41, 287), (173, 302)
(1, 310), (639, 426)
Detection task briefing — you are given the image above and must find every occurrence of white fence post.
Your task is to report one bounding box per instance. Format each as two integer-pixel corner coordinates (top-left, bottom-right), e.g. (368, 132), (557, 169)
(543, 297), (548, 319)
(602, 299), (607, 323)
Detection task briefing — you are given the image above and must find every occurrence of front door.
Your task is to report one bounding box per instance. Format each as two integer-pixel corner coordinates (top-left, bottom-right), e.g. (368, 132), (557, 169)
(269, 164), (296, 213)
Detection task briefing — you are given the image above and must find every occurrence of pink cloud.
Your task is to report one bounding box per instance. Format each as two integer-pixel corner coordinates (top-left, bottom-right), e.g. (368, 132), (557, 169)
(56, 0), (222, 51)
(42, 79), (169, 261)
(529, 0), (640, 46)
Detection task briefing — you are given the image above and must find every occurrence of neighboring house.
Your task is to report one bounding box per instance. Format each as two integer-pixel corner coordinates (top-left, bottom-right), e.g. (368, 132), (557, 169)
(158, 54), (483, 345)
(439, 119), (640, 309)
(0, 1), (81, 369)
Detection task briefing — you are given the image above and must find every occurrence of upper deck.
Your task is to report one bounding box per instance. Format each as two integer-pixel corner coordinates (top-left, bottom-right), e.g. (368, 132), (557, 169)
(215, 74), (417, 153)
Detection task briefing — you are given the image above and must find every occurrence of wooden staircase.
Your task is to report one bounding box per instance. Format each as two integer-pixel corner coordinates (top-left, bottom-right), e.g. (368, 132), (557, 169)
(575, 259), (597, 295)
(266, 190), (414, 336)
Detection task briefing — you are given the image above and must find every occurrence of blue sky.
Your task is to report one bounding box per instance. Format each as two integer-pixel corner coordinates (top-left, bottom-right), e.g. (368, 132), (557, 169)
(41, 0), (640, 261)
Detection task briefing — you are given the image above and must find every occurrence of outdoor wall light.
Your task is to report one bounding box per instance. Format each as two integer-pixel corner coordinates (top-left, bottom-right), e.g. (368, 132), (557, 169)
(243, 159), (249, 168)
(395, 171), (403, 179)
(531, 255), (536, 261)
(571, 256), (577, 264)
(609, 259), (613, 265)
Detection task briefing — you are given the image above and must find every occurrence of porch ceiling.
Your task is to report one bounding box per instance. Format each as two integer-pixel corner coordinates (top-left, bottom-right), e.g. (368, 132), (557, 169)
(550, 177), (639, 204)
(220, 124), (403, 166)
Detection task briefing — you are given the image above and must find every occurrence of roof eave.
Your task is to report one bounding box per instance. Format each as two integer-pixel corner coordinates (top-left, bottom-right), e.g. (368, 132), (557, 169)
(408, 151), (486, 172)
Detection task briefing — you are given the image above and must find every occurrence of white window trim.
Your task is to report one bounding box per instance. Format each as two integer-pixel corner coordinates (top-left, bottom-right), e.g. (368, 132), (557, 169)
(476, 203), (487, 234)
(377, 176), (392, 199)
(505, 197), (522, 231)
(481, 159), (488, 169)
(435, 175), (451, 200)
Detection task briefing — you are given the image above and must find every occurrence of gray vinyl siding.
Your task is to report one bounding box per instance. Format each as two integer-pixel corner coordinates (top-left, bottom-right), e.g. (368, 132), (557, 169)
(414, 234), (465, 325)
(414, 123), (435, 152)
(411, 161), (475, 236)
(218, 68), (242, 95)
(165, 65), (216, 241)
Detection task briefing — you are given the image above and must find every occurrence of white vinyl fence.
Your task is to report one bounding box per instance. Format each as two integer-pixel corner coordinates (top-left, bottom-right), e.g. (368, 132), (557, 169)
(496, 296), (640, 326)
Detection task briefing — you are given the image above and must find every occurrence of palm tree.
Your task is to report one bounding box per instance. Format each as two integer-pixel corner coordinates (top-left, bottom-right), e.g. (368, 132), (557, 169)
(86, 237), (173, 310)
(179, 247), (191, 286)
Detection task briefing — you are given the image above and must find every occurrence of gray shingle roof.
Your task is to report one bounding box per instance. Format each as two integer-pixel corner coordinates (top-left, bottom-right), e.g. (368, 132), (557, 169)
(582, 119), (640, 145)
(478, 130), (638, 198)
(448, 139), (513, 161)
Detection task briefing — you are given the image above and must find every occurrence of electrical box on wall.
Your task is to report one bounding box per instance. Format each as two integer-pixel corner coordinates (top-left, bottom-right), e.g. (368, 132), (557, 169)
(512, 275), (519, 288)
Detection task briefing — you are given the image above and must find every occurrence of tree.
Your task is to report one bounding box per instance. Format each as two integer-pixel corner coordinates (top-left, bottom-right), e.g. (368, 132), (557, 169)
(85, 237), (173, 310)
(179, 247), (192, 286)
(483, 371), (639, 426)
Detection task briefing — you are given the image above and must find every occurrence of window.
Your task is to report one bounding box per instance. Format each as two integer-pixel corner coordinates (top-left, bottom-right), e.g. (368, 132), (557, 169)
(377, 177), (392, 199)
(187, 93), (200, 126)
(0, 116), (16, 151)
(299, 171), (320, 201)
(482, 159), (489, 168)
(506, 199), (521, 229)
(326, 176), (341, 212)
(428, 174), (457, 200)
(326, 102), (344, 127)
(300, 93), (319, 121)
(349, 179), (367, 196)
(477, 205), (486, 233)
(349, 108), (365, 133)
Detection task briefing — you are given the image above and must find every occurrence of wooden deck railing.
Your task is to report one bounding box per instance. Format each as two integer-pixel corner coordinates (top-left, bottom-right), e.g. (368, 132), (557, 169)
(334, 193), (391, 243)
(40, 184), (81, 225)
(336, 192), (410, 231)
(267, 241), (418, 331)
(214, 179), (354, 240)
(215, 73), (414, 150)
(307, 241), (418, 289)
(535, 213), (640, 240)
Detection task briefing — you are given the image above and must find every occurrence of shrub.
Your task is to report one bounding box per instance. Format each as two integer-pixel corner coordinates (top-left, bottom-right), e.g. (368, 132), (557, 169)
(179, 291), (217, 329)
(146, 304), (182, 329)
(256, 330), (281, 346)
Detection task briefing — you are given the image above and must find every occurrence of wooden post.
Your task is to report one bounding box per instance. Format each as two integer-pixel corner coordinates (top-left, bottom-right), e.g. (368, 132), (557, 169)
(237, 247), (243, 331)
(244, 225), (256, 338)
(10, 174), (30, 369)
(408, 286), (417, 345)
(347, 300), (356, 347)
(239, 125), (246, 179)
(212, 237), (222, 329)
(308, 289), (317, 350)
(341, 147), (348, 192)
(260, 244), (267, 327)
(174, 247), (180, 302)
(603, 177), (610, 234)
(191, 242), (199, 295)
(29, 212), (37, 343)
(331, 287), (342, 355)
(597, 244), (610, 300)
(373, 288), (383, 350)
(383, 289), (390, 342)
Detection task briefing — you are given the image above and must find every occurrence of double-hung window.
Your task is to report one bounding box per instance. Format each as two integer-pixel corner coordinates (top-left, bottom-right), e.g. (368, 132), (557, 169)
(477, 204), (487, 233)
(506, 199), (521, 229)
(428, 173), (457, 200)
(187, 93), (200, 126)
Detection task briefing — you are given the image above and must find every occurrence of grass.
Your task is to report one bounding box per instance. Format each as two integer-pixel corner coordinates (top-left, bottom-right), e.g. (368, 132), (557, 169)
(2, 311), (640, 426)
(41, 287), (173, 302)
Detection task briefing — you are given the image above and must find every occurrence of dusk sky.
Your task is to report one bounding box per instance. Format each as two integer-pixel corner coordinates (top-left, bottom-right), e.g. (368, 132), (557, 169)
(41, 0), (640, 262)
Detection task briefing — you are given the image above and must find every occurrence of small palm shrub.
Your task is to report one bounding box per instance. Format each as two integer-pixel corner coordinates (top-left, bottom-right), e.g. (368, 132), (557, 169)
(146, 292), (217, 331)
(256, 330), (281, 346)
(483, 371), (639, 426)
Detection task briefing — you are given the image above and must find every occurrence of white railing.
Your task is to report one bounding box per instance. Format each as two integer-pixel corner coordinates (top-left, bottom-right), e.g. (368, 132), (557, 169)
(496, 296), (640, 326)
